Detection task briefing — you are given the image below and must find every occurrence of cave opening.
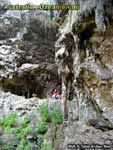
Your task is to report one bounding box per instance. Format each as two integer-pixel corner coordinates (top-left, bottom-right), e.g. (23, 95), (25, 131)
(0, 77), (45, 99)
(3, 84), (44, 99)
(79, 23), (95, 50)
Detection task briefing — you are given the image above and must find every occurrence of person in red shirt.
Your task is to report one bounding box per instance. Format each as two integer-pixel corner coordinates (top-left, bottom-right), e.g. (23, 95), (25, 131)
(51, 89), (60, 100)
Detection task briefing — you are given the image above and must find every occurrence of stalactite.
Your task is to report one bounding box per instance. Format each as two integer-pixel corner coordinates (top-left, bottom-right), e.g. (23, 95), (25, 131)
(55, 0), (113, 124)
(55, 33), (75, 119)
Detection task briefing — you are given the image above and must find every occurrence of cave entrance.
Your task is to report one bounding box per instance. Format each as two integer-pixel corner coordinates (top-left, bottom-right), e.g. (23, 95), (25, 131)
(79, 23), (96, 50)
(0, 77), (44, 99)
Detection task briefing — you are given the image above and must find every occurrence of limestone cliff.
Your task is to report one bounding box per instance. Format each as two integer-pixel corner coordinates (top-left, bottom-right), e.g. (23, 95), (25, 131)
(55, 0), (113, 123)
(0, 0), (113, 150)
(0, 9), (59, 99)
(52, 0), (113, 149)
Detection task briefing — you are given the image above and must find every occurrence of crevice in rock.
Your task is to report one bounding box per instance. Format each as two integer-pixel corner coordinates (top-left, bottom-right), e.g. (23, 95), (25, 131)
(79, 23), (95, 50)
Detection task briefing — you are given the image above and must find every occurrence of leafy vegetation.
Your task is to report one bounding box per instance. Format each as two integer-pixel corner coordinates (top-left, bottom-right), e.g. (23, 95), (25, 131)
(38, 102), (63, 125)
(39, 103), (51, 122)
(50, 106), (63, 125)
(0, 113), (33, 150)
(0, 113), (17, 127)
(2, 143), (14, 150)
(16, 139), (31, 150)
(0, 102), (63, 149)
(41, 144), (52, 150)
(37, 121), (48, 135)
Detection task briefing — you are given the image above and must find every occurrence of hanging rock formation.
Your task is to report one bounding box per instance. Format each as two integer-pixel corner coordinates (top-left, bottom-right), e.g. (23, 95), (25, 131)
(55, 0), (113, 123)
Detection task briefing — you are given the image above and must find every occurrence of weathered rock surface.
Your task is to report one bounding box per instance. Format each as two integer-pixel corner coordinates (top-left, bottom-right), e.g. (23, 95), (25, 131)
(55, 0), (113, 123)
(53, 0), (113, 149)
(56, 122), (113, 150)
(0, 91), (47, 117)
(0, 8), (60, 98)
(1, 0), (113, 149)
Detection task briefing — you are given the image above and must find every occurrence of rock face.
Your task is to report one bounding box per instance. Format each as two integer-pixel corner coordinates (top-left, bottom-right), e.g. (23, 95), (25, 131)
(56, 122), (113, 150)
(0, 0), (10, 14)
(1, 0), (113, 149)
(55, 0), (113, 123)
(53, 1), (113, 149)
(0, 91), (39, 117)
(0, 9), (59, 98)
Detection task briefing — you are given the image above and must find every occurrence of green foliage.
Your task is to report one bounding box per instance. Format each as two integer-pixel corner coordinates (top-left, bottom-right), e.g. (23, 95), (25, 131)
(12, 127), (21, 135)
(39, 103), (63, 124)
(39, 103), (51, 122)
(37, 121), (48, 135)
(0, 113), (17, 127)
(0, 139), (3, 145)
(16, 144), (24, 150)
(23, 127), (32, 135)
(1, 113), (32, 136)
(2, 143), (13, 150)
(0, 103), (63, 150)
(37, 101), (63, 149)
(4, 126), (14, 134)
(25, 145), (31, 150)
(41, 144), (52, 150)
(0, 113), (33, 150)
(19, 115), (31, 129)
(22, 115), (31, 124)
(39, 103), (63, 125)
(50, 107), (63, 125)
(17, 139), (31, 150)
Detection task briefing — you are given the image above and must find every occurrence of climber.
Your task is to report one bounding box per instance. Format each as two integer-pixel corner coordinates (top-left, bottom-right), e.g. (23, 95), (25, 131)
(51, 89), (61, 100)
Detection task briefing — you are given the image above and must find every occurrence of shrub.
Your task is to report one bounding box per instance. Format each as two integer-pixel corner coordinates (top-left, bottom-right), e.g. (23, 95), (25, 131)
(49, 104), (63, 125)
(37, 121), (48, 135)
(0, 113), (34, 149)
(23, 127), (32, 135)
(39, 103), (63, 125)
(41, 144), (52, 150)
(39, 103), (51, 122)
(21, 115), (31, 128)
(24, 144), (31, 150)
(50, 107), (63, 125)
(4, 126), (14, 134)
(0, 103), (63, 150)
(22, 115), (31, 124)
(12, 127), (21, 135)
(0, 113), (17, 127)
(2, 143), (13, 150)
(0, 139), (3, 145)
(16, 139), (31, 150)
